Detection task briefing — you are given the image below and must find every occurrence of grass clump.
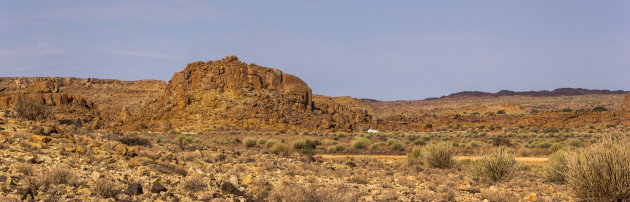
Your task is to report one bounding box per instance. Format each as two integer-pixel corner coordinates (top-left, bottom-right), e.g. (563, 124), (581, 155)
(351, 137), (371, 150)
(265, 140), (277, 149)
(269, 143), (289, 155)
(471, 147), (519, 182)
(423, 142), (455, 169)
(407, 147), (423, 165)
(180, 175), (207, 192)
(118, 135), (152, 147)
(93, 179), (120, 198)
(543, 148), (573, 183)
(244, 138), (258, 148)
(327, 144), (345, 153)
(564, 137), (630, 201)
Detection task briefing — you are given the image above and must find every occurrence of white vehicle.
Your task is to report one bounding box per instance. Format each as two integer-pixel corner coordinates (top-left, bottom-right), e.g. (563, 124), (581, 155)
(367, 129), (379, 133)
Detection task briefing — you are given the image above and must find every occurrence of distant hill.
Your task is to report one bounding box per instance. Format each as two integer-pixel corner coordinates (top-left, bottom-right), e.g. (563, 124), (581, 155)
(426, 88), (629, 100)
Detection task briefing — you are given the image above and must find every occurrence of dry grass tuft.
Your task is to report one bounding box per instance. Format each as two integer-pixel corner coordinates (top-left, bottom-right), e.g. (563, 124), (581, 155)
(542, 148), (573, 183)
(93, 178), (120, 198)
(471, 147), (519, 182)
(564, 137), (630, 201)
(423, 142), (455, 169)
(180, 175), (207, 192)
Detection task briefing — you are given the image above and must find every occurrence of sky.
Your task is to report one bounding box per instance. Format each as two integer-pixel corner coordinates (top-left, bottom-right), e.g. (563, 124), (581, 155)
(1, 1), (629, 101)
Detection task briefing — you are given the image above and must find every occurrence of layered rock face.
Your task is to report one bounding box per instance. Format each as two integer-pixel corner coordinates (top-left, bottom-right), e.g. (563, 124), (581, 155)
(131, 56), (373, 132)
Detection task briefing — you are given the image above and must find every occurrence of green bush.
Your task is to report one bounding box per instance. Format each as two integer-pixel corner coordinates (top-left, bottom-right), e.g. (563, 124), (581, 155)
(352, 137), (371, 149)
(244, 138), (257, 148)
(472, 147), (519, 182)
(564, 138), (630, 201)
(257, 138), (267, 145)
(423, 142), (455, 169)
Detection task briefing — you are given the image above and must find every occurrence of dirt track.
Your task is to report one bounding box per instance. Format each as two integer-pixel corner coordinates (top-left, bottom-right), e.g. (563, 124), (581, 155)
(317, 155), (549, 166)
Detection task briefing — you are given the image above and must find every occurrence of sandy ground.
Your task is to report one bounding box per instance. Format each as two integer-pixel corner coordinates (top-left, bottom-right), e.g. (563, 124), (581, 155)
(317, 154), (549, 166)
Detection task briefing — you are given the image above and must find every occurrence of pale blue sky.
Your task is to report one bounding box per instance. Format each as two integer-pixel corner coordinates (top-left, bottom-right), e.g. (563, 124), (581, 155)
(1, 1), (629, 100)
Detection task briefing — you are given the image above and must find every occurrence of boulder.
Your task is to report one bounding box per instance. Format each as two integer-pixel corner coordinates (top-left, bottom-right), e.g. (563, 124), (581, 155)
(150, 180), (167, 193)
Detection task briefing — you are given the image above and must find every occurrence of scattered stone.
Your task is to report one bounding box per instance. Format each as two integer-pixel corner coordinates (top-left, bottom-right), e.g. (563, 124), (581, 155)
(220, 182), (243, 196)
(20, 188), (35, 200)
(151, 180), (167, 193)
(126, 183), (143, 195)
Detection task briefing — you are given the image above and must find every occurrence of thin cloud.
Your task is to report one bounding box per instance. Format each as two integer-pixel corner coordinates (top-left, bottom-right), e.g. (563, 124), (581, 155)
(99, 48), (178, 59)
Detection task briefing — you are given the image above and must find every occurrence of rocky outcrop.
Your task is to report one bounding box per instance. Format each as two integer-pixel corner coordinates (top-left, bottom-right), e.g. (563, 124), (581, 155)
(130, 56), (370, 132)
(0, 77), (165, 129)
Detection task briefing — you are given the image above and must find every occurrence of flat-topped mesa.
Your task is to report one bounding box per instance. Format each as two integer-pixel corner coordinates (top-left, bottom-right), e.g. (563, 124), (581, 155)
(167, 55), (313, 110)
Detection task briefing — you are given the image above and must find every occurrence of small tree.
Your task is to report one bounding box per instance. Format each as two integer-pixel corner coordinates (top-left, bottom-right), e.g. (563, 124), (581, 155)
(13, 95), (50, 120)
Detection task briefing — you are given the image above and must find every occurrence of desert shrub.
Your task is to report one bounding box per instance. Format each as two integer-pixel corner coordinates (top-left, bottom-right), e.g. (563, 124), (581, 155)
(244, 138), (257, 148)
(257, 138), (267, 145)
(269, 143), (288, 155)
(177, 135), (197, 146)
(267, 182), (364, 202)
(411, 139), (426, 146)
(389, 141), (405, 151)
(180, 175), (207, 192)
(292, 139), (319, 150)
(517, 148), (530, 157)
(154, 135), (166, 143)
(478, 187), (520, 202)
(562, 108), (572, 112)
(543, 127), (560, 133)
(564, 137), (630, 201)
(496, 110), (506, 114)
(42, 166), (80, 187)
(369, 142), (384, 150)
(265, 140), (277, 149)
(407, 147), (423, 165)
(326, 144), (345, 153)
(550, 143), (564, 152)
(17, 163), (35, 176)
(13, 95), (50, 120)
(567, 139), (582, 147)
(592, 106), (608, 112)
(351, 137), (371, 149)
(543, 148), (574, 183)
(423, 142), (455, 169)
(471, 147), (519, 182)
(93, 179), (120, 198)
(118, 135), (152, 147)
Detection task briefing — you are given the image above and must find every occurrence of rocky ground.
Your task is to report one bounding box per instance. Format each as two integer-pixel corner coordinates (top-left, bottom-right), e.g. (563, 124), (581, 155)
(0, 111), (578, 201)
